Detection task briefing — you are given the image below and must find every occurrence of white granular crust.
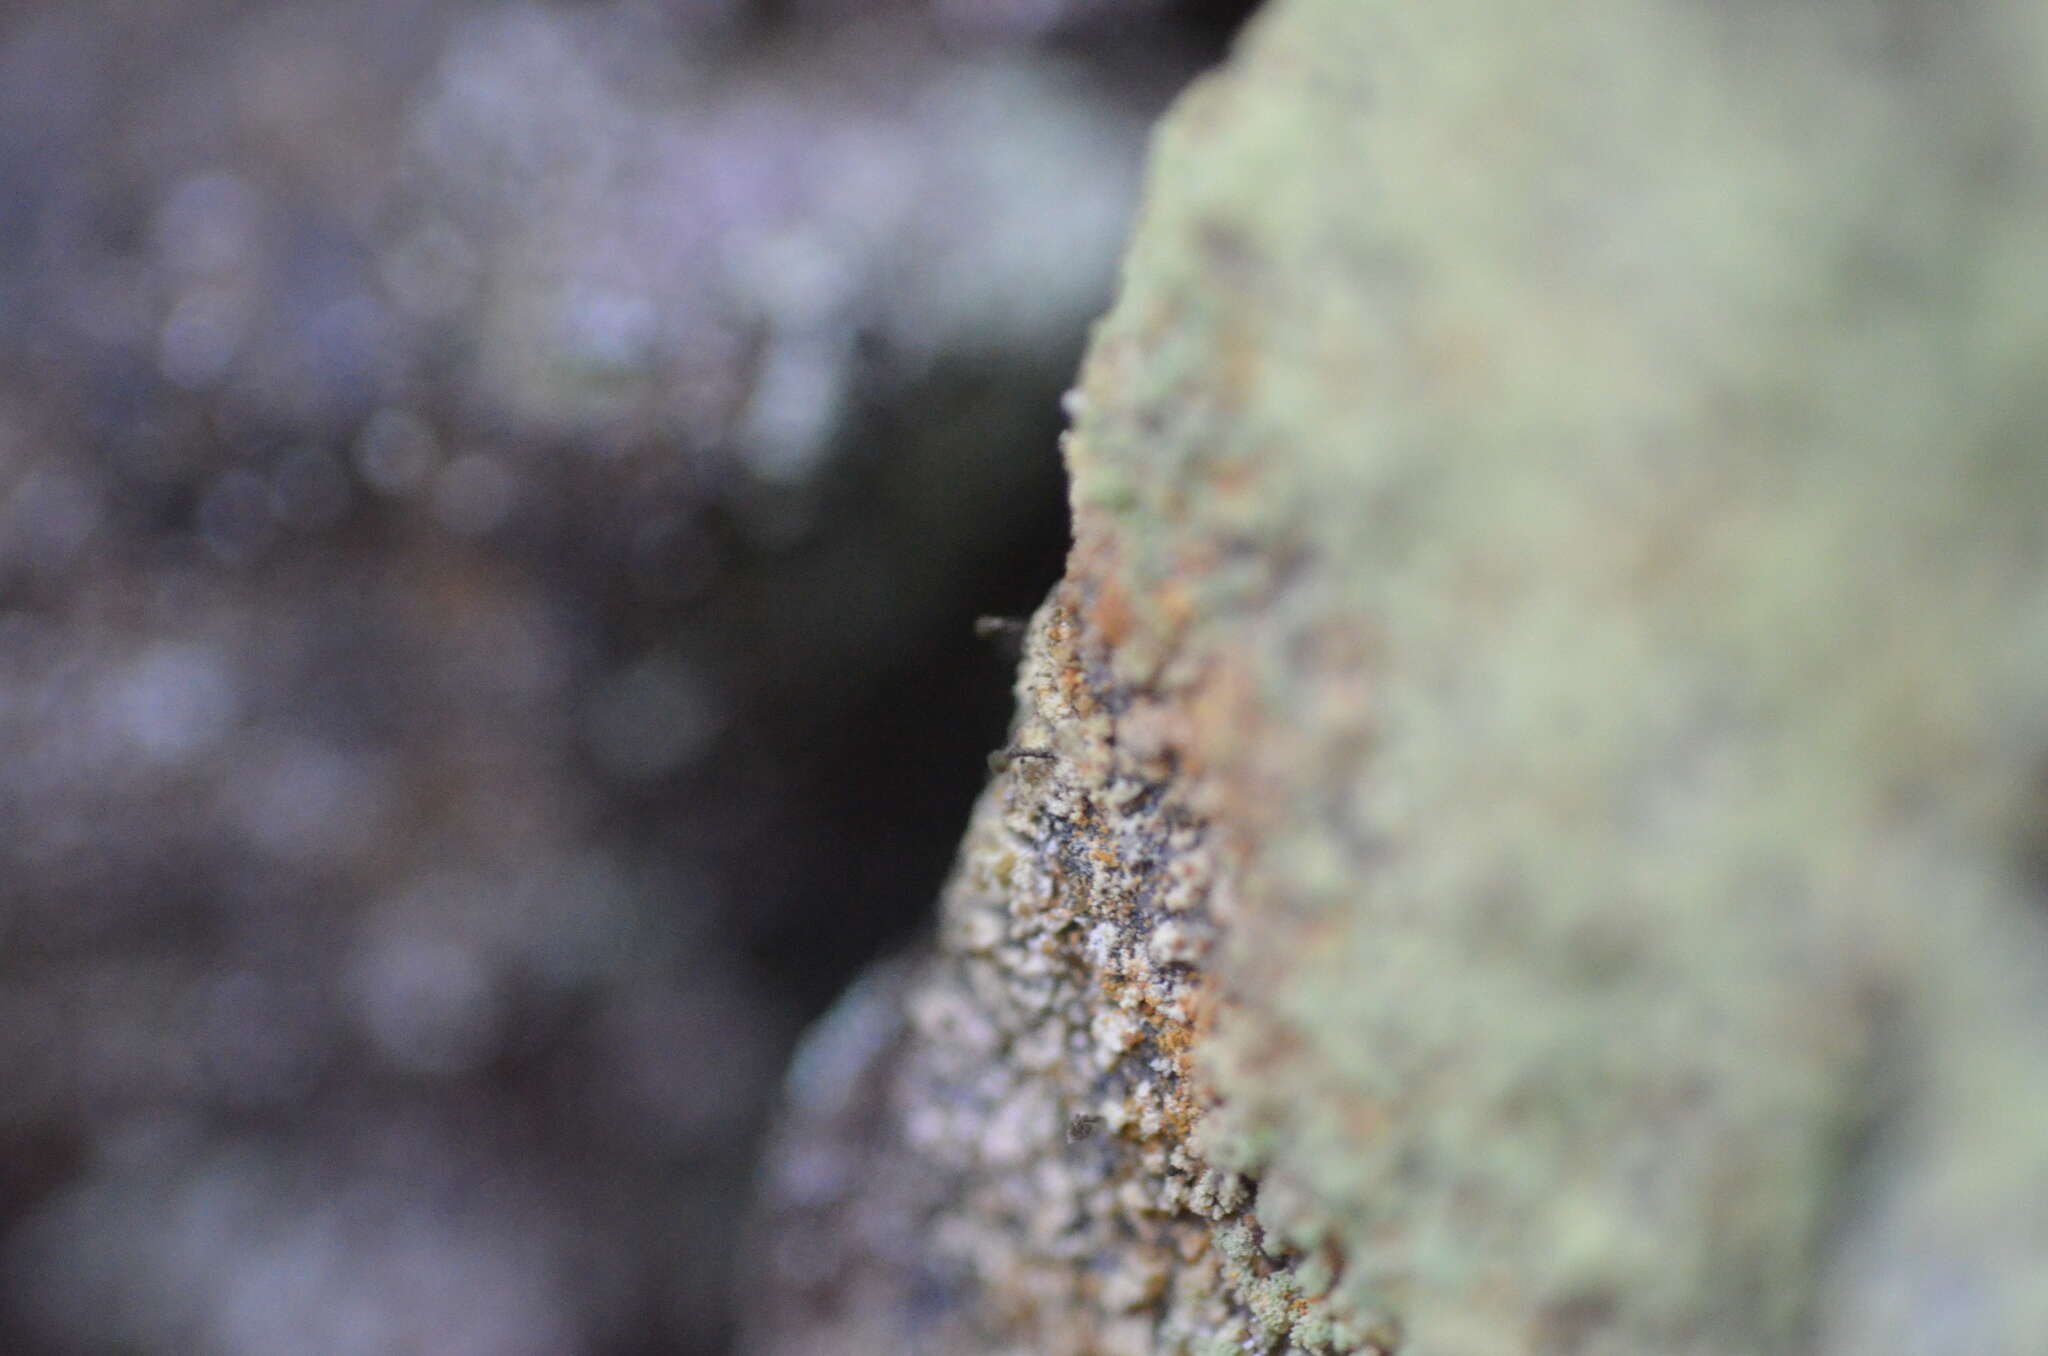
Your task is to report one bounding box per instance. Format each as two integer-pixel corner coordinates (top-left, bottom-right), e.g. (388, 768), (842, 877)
(744, 591), (1377, 1356)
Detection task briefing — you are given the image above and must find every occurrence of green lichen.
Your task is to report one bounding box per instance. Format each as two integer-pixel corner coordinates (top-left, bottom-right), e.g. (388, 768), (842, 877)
(1063, 0), (2048, 1352)
(751, 1), (2048, 1350)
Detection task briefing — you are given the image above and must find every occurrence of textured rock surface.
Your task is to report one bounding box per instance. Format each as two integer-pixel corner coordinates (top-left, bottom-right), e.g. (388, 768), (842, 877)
(749, 593), (1371, 1353)
(747, 0), (2048, 1352)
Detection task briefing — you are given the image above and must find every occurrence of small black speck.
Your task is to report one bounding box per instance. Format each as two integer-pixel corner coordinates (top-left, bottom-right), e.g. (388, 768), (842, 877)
(1066, 1113), (1102, 1143)
(989, 745), (1056, 774)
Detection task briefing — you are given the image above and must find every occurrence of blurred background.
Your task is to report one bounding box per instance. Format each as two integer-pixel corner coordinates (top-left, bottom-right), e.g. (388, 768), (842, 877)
(0, 1), (1253, 1350)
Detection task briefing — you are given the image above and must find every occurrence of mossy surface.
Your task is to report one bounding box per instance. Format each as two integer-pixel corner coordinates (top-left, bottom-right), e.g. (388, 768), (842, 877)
(1060, 0), (2048, 1351)
(751, 1), (2048, 1351)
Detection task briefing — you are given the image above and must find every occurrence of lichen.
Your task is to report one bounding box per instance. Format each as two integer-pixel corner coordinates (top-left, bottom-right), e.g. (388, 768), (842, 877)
(748, 0), (2048, 1351)
(747, 583), (1320, 1351)
(1060, 0), (2048, 1352)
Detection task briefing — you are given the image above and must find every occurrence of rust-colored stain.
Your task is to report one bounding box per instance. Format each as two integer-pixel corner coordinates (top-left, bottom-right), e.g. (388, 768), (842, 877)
(1088, 574), (1136, 648)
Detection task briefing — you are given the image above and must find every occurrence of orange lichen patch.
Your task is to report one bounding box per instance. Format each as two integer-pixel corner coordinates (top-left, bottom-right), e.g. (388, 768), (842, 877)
(1088, 574), (1137, 649)
(1153, 1020), (1196, 1060)
(1175, 656), (1258, 801)
(1158, 1081), (1210, 1142)
(1180, 980), (1223, 1037)
(1056, 662), (1096, 717)
(1159, 1103), (1205, 1145)
(1118, 974), (1221, 1143)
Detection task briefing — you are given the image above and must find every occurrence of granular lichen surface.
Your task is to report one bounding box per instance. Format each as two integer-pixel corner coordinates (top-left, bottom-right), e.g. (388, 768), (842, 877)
(749, 587), (1381, 1353)
(748, 0), (2048, 1352)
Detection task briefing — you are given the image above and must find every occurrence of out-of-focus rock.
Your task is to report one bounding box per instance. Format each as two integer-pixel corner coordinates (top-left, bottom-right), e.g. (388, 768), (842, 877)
(748, 1), (2048, 1352)
(0, 1), (1239, 1352)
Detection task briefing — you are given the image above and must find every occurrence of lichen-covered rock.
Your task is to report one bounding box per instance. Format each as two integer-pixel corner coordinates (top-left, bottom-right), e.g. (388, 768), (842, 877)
(745, 593), (1327, 1354)
(746, 0), (2048, 1352)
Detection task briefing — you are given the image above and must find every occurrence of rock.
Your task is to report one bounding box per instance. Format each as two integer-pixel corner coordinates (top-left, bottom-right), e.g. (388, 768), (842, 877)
(746, 0), (2048, 1352)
